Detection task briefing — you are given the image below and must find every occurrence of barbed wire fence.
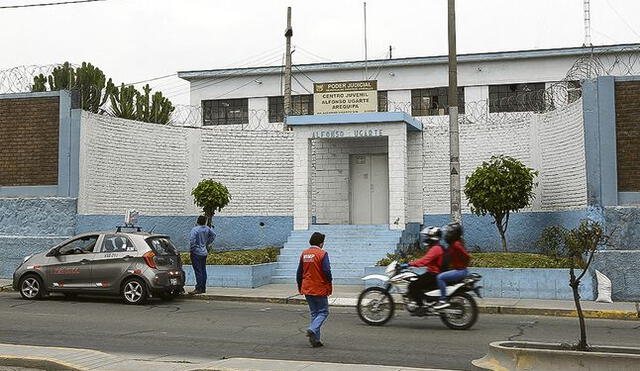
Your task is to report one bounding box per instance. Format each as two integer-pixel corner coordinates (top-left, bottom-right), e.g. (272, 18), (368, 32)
(1, 46), (639, 130)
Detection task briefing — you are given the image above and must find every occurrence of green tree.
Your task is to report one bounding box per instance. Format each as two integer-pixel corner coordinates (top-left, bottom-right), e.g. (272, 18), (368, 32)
(191, 179), (231, 227)
(464, 155), (538, 252)
(31, 62), (111, 113)
(536, 220), (609, 351)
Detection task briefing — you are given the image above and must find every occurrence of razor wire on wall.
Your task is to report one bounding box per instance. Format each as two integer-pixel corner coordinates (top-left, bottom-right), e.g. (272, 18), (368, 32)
(1, 46), (640, 130)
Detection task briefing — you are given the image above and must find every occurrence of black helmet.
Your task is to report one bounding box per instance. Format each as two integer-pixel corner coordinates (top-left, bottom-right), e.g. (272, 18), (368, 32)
(444, 222), (463, 243)
(420, 226), (442, 242)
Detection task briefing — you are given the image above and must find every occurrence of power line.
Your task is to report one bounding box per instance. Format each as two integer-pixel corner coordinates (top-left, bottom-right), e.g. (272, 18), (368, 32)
(0, 0), (105, 9)
(605, 0), (640, 39)
(293, 65), (315, 83)
(126, 73), (177, 86)
(292, 74), (312, 94)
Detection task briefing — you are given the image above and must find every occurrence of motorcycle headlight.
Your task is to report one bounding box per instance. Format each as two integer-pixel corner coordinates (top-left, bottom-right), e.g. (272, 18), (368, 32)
(22, 255), (33, 264)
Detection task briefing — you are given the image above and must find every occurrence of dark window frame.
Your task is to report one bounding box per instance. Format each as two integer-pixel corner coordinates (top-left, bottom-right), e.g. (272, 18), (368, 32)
(377, 91), (388, 112)
(268, 94), (314, 122)
(411, 87), (465, 116)
(488, 83), (548, 113)
(202, 98), (249, 126)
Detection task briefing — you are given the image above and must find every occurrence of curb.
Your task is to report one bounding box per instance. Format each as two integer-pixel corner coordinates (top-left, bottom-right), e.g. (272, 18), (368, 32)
(182, 293), (640, 321)
(0, 355), (81, 370)
(2, 285), (638, 321)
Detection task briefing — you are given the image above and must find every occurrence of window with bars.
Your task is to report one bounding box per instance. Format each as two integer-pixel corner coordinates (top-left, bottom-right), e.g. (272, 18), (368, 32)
(202, 98), (248, 126)
(567, 80), (582, 103)
(268, 95), (314, 122)
(377, 91), (388, 112)
(411, 87), (465, 116)
(488, 83), (547, 113)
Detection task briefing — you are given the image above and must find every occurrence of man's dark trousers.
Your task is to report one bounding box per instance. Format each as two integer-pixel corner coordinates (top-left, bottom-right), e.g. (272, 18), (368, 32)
(191, 253), (207, 293)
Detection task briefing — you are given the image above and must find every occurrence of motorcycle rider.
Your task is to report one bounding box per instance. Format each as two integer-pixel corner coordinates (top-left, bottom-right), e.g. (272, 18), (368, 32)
(400, 226), (445, 313)
(434, 222), (471, 310)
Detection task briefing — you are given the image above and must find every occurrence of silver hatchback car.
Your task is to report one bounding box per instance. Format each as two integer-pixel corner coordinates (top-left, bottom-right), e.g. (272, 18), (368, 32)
(13, 229), (185, 305)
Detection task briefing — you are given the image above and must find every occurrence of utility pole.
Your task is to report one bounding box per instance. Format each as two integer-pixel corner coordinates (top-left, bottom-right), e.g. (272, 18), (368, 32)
(284, 7), (293, 128)
(447, 0), (462, 224)
(363, 2), (368, 79)
(389, 45), (392, 59)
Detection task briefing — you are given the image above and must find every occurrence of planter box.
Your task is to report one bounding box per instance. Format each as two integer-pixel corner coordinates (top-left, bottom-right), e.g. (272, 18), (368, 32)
(183, 262), (276, 288)
(473, 341), (640, 370)
(364, 266), (594, 300)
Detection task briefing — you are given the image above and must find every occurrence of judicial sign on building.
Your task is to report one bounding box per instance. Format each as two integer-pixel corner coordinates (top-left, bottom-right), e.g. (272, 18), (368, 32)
(313, 80), (378, 114)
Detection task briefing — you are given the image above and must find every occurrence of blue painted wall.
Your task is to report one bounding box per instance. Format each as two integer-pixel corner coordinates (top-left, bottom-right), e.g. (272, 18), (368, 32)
(0, 198), (77, 278)
(76, 215), (294, 252)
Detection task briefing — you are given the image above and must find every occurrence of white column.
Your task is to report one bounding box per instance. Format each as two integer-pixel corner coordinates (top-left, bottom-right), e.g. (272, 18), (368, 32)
(464, 86), (489, 118)
(387, 90), (411, 113)
(387, 125), (408, 229)
(293, 130), (312, 230)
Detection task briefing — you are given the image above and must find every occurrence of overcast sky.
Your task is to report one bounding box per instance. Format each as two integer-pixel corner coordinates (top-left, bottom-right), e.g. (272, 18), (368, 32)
(2, 0), (639, 104)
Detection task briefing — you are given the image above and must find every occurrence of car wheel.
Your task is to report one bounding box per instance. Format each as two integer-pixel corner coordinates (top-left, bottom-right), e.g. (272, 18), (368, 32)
(121, 278), (148, 305)
(19, 274), (44, 300)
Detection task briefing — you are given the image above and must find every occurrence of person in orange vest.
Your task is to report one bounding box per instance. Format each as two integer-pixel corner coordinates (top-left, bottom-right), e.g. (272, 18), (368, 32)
(296, 232), (332, 348)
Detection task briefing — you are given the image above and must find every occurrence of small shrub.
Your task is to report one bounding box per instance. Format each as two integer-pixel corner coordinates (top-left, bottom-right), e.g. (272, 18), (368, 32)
(536, 225), (568, 259)
(376, 252), (574, 268)
(181, 246), (280, 265)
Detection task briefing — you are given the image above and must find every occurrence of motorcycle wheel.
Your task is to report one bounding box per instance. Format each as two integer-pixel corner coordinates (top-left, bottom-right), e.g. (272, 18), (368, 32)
(439, 292), (478, 330)
(356, 286), (395, 326)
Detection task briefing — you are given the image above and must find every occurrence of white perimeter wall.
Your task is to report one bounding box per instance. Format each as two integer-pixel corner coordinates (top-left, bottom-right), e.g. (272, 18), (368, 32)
(78, 99), (586, 218)
(422, 99), (587, 214)
(78, 112), (294, 216)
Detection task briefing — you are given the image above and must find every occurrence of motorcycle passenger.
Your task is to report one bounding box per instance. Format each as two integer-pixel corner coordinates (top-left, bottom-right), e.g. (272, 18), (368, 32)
(434, 222), (471, 310)
(400, 226), (444, 311)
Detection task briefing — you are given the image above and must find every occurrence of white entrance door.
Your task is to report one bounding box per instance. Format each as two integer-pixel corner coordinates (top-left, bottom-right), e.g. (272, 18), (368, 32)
(350, 154), (389, 225)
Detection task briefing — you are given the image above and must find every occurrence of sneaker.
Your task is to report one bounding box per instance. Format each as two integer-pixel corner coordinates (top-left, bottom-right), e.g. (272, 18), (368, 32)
(306, 329), (317, 347)
(409, 306), (427, 317)
(313, 341), (324, 348)
(188, 289), (203, 295)
(433, 300), (450, 310)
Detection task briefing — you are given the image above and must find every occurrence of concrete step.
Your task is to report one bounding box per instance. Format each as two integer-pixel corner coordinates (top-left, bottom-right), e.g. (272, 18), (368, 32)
(275, 267), (367, 277)
(280, 246), (396, 253)
(275, 262), (379, 269)
(277, 254), (383, 263)
(271, 276), (364, 285)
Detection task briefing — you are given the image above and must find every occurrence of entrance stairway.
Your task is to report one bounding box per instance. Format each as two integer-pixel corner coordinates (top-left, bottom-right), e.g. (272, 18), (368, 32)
(272, 225), (401, 285)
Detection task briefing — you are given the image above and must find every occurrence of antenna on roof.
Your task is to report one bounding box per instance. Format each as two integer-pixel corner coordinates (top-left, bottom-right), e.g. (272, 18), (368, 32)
(583, 0), (592, 47)
(363, 2), (368, 79)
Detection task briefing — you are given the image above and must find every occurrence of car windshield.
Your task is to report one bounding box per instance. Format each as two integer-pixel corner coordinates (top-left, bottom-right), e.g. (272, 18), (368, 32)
(145, 237), (178, 256)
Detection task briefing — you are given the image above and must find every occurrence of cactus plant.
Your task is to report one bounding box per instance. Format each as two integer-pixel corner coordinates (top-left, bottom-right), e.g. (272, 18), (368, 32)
(31, 62), (110, 113)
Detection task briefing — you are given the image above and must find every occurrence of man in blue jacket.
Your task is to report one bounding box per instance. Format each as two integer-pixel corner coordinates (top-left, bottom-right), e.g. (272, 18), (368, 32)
(189, 215), (216, 295)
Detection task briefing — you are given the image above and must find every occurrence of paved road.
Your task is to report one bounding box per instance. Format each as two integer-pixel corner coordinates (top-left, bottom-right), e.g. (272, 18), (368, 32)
(0, 293), (638, 370)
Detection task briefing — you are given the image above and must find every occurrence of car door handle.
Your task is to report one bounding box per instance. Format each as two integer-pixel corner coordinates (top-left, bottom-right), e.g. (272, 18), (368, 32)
(80, 259), (90, 264)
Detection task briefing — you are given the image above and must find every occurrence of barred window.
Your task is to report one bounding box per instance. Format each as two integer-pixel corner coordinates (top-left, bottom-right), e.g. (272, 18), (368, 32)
(489, 83), (547, 113)
(411, 87), (465, 116)
(377, 91), (388, 112)
(567, 80), (582, 103)
(268, 96), (284, 123)
(202, 98), (248, 126)
(268, 95), (314, 122)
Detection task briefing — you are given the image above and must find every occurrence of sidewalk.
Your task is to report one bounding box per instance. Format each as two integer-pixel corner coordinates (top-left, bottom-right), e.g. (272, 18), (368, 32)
(0, 343), (449, 371)
(2, 279), (638, 321)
